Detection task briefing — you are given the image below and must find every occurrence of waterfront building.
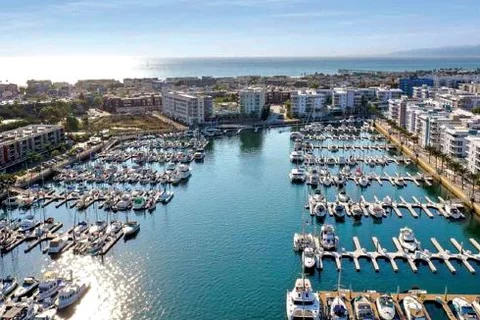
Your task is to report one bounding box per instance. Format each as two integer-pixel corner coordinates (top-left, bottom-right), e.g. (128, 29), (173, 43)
(238, 87), (266, 117)
(332, 88), (355, 111)
(162, 91), (212, 125)
(466, 136), (480, 173)
(388, 97), (407, 128)
(375, 87), (403, 104)
(0, 125), (65, 170)
(412, 85), (434, 99)
(441, 126), (473, 158)
(290, 89), (328, 119)
(418, 113), (452, 148)
(399, 78), (434, 97)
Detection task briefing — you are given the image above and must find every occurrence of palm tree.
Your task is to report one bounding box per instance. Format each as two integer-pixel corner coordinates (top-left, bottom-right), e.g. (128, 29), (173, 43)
(457, 166), (468, 189)
(425, 145), (433, 163)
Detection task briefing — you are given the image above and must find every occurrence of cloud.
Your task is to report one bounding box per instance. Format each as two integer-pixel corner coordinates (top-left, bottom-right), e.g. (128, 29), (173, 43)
(269, 11), (353, 18)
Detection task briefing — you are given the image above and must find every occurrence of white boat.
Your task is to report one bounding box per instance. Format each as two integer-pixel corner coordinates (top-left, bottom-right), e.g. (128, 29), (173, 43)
(38, 278), (64, 301)
(445, 203), (463, 219)
(302, 247), (316, 270)
(89, 220), (107, 234)
(382, 196), (392, 207)
(376, 294), (396, 320)
(353, 295), (374, 320)
(290, 168), (306, 183)
(285, 278), (321, 320)
(402, 296), (427, 320)
(178, 164), (191, 180)
(0, 276), (17, 297)
(56, 280), (89, 310)
(159, 190), (174, 203)
(293, 233), (314, 252)
(358, 175), (369, 187)
(73, 221), (88, 234)
(394, 176), (406, 187)
(452, 297), (479, 320)
(313, 203), (327, 218)
(165, 161), (177, 171)
(308, 190), (325, 214)
(350, 204), (363, 220)
(34, 307), (57, 320)
(105, 221), (123, 235)
(322, 175), (333, 187)
(123, 221), (140, 237)
(337, 190), (350, 203)
(48, 236), (68, 255)
(330, 296), (348, 320)
(369, 202), (385, 219)
(306, 172), (320, 186)
(132, 196), (146, 211)
(290, 151), (304, 163)
(115, 196), (131, 211)
(333, 202), (346, 220)
(319, 224), (338, 251)
(193, 151), (205, 161)
(398, 227), (420, 252)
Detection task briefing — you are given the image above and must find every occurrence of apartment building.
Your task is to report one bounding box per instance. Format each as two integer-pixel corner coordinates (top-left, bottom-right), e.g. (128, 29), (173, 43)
(460, 82), (480, 94)
(375, 87), (403, 104)
(0, 125), (65, 169)
(412, 85), (434, 100)
(441, 126), (472, 158)
(388, 98), (407, 128)
(162, 91), (212, 125)
(418, 113), (452, 148)
(332, 88), (355, 110)
(290, 90), (328, 119)
(238, 87), (266, 117)
(466, 136), (480, 173)
(104, 94), (162, 114)
(399, 78), (434, 97)
(26, 80), (52, 96)
(436, 92), (480, 110)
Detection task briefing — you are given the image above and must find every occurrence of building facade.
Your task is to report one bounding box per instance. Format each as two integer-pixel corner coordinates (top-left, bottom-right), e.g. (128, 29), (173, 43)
(162, 91), (212, 125)
(238, 87), (266, 117)
(466, 136), (480, 173)
(399, 78), (434, 97)
(290, 90), (328, 119)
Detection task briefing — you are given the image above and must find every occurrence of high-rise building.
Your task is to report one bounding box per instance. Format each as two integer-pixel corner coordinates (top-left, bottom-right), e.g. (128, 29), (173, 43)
(162, 91), (212, 125)
(399, 78), (434, 97)
(238, 87), (266, 117)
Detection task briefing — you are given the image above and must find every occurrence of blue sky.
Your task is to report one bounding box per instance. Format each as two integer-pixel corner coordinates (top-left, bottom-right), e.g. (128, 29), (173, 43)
(1, 0), (479, 57)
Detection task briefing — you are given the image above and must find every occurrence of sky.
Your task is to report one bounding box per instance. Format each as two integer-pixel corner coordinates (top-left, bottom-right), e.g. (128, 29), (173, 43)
(1, 0), (479, 58)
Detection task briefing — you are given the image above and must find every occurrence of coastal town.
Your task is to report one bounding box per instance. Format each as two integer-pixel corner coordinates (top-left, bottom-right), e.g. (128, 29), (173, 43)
(1, 68), (480, 320)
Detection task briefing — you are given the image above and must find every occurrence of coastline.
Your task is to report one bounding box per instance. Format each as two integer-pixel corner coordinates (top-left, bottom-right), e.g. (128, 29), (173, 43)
(374, 121), (480, 217)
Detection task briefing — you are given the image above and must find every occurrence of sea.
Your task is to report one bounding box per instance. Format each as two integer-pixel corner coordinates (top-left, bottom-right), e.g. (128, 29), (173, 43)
(1, 57), (480, 84)
(2, 128), (480, 319)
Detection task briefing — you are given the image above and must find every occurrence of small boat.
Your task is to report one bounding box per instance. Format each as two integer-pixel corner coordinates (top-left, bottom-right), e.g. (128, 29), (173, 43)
(445, 203), (463, 219)
(285, 277), (321, 320)
(159, 190), (174, 204)
(302, 247), (316, 271)
(350, 204), (363, 220)
(123, 221), (140, 238)
(48, 236), (69, 255)
(13, 277), (39, 299)
(319, 224), (338, 251)
(330, 296), (348, 320)
(18, 217), (37, 233)
(34, 307), (57, 320)
(293, 233), (314, 252)
(38, 277), (64, 301)
(382, 196), (392, 207)
(313, 203), (327, 218)
(178, 164), (191, 180)
(353, 295), (375, 320)
(105, 221), (123, 235)
(193, 151), (205, 162)
(376, 294), (396, 320)
(398, 227), (420, 252)
(452, 297), (479, 320)
(394, 176), (406, 187)
(89, 220), (107, 234)
(132, 196), (146, 211)
(337, 190), (350, 203)
(333, 202), (346, 220)
(290, 151), (304, 163)
(322, 175), (333, 187)
(0, 276), (17, 297)
(73, 221), (88, 235)
(402, 296), (426, 320)
(289, 168), (306, 183)
(56, 279), (89, 310)
(358, 175), (369, 187)
(369, 202), (385, 219)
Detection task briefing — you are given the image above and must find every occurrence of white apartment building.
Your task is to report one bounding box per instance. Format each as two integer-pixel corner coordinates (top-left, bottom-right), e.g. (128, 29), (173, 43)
(332, 88), (355, 110)
(388, 98), (407, 128)
(412, 85), (434, 99)
(290, 90), (328, 118)
(441, 126), (472, 158)
(466, 136), (480, 173)
(418, 113), (452, 148)
(436, 92), (480, 110)
(376, 87), (403, 104)
(162, 91), (212, 125)
(238, 87), (266, 117)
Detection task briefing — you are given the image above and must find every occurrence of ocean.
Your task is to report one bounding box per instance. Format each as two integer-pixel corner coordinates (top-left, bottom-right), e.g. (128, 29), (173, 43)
(1, 57), (480, 84)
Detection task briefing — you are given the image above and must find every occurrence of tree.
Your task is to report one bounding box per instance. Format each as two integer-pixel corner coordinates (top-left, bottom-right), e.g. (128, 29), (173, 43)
(51, 149), (61, 157)
(93, 96), (104, 109)
(471, 107), (480, 114)
(325, 95), (332, 106)
(285, 100), (293, 119)
(260, 106), (271, 121)
(65, 115), (80, 132)
(360, 95), (368, 116)
(309, 81), (320, 89)
(82, 116), (90, 131)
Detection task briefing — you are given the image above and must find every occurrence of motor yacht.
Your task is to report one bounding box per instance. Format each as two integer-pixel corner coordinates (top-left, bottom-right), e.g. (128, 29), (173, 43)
(445, 203), (463, 219)
(452, 297), (479, 320)
(38, 277), (64, 301)
(302, 247), (316, 271)
(89, 221), (107, 234)
(333, 202), (346, 220)
(358, 175), (369, 187)
(285, 277), (321, 320)
(376, 294), (396, 320)
(369, 202), (386, 219)
(132, 196), (146, 211)
(178, 164), (191, 180)
(398, 227), (420, 252)
(350, 204), (363, 220)
(353, 295), (375, 320)
(322, 175), (333, 187)
(290, 151), (304, 163)
(18, 217), (37, 233)
(159, 190), (174, 204)
(313, 203), (327, 219)
(123, 221), (140, 238)
(293, 233), (314, 252)
(402, 296), (426, 320)
(330, 296), (348, 320)
(382, 196), (392, 207)
(56, 279), (89, 310)
(337, 190), (350, 203)
(48, 236), (68, 255)
(290, 168), (307, 183)
(105, 221), (123, 235)
(319, 224), (338, 251)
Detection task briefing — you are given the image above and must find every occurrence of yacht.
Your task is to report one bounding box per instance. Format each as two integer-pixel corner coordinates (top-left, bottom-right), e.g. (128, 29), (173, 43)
(13, 277), (39, 299)
(48, 236), (68, 255)
(398, 227), (420, 252)
(38, 278), (64, 301)
(293, 233), (314, 252)
(330, 296), (348, 320)
(193, 151), (205, 162)
(369, 202), (386, 219)
(306, 169), (319, 187)
(290, 168), (307, 183)
(333, 202), (346, 220)
(115, 195), (131, 211)
(376, 294), (396, 320)
(319, 224), (338, 251)
(285, 278), (321, 320)
(178, 164), (191, 180)
(313, 203), (327, 219)
(334, 174), (346, 187)
(308, 190), (324, 213)
(132, 196), (146, 211)
(350, 204), (363, 220)
(353, 295), (375, 320)
(159, 190), (174, 204)
(56, 280), (89, 310)
(123, 221), (140, 238)
(290, 151), (304, 163)
(0, 276), (17, 297)
(452, 297), (479, 320)
(165, 161), (177, 172)
(105, 221), (123, 235)
(73, 221), (88, 235)
(445, 203), (463, 219)
(382, 196), (392, 207)
(302, 247), (316, 271)
(394, 176), (406, 187)
(337, 190), (350, 203)
(322, 175), (333, 187)
(358, 175), (369, 187)
(89, 221), (107, 234)
(402, 296), (427, 320)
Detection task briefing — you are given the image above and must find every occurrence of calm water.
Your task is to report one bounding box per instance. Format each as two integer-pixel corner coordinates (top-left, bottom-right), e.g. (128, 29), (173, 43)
(1, 128), (480, 319)
(3, 57), (480, 84)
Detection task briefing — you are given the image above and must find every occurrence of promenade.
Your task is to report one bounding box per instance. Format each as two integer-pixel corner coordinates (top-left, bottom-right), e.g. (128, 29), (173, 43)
(375, 119), (480, 216)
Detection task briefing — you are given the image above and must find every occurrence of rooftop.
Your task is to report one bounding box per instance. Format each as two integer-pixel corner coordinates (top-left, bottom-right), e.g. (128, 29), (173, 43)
(0, 124), (62, 144)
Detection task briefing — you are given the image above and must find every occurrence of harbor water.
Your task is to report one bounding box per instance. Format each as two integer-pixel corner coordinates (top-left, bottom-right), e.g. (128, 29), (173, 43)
(1, 128), (480, 319)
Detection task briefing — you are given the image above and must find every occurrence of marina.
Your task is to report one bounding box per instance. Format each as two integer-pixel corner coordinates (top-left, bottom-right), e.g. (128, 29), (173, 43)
(0, 125), (479, 319)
